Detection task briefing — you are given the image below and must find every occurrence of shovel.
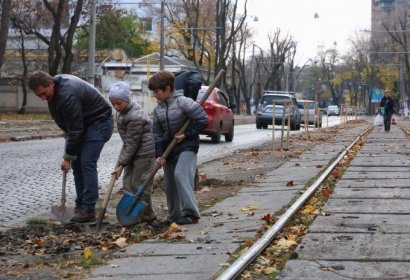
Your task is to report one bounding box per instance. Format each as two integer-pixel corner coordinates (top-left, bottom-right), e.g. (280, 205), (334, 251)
(116, 69), (226, 226)
(51, 171), (75, 223)
(91, 146), (124, 233)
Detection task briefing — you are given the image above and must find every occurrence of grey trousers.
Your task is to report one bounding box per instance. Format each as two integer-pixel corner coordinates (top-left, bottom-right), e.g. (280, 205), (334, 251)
(123, 157), (156, 222)
(163, 151), (200, 222)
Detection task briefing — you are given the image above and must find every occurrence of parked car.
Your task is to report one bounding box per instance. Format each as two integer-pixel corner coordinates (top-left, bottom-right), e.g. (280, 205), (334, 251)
(196, 86), (235, 143)
(255, 92), (301, 130)
(327, 105), (340, 116)
(359, 107), (367, 115)
(297, 100), (322, 127)
(346, 107), (354, 115)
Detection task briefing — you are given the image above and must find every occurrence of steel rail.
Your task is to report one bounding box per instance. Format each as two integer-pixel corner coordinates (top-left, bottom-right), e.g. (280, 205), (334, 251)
(216, 124), (373, 280)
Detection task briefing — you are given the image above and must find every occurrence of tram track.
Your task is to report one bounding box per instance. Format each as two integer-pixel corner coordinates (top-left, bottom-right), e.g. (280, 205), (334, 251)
(215, 124), (374, 280)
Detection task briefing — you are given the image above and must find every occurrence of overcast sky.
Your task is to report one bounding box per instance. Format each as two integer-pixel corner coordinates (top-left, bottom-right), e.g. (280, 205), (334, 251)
(115, 0), (371, 64)
(241, 0), (371, 63)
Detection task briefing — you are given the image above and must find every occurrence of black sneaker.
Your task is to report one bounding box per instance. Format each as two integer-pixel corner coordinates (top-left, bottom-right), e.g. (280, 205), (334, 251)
(176, 215), (199, 225)
(70, 208), (96, 223)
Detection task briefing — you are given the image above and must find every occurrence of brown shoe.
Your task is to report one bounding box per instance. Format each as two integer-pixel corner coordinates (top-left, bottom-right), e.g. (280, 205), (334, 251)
(70, 208), (96, 223)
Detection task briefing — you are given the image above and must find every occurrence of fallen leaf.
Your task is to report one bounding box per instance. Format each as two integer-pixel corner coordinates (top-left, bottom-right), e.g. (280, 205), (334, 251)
(321, 187), (332, 197)
(198, 172), (207, 181)
(113, 237), (128, 248)
(304, 205), (315, 214)
(274, 238), (297, 250)
(198, 187), (211, 193)
(286, 180), (294, 187)
(261, 213), (271, 223)
(84, 247), (93, 260)
(262, 267), (278, 275)
(239, 205), (259, 211)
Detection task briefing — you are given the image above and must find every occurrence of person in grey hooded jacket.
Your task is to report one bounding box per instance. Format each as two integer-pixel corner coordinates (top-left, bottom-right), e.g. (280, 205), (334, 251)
(109, 81), (156, 224)
(149, 71), (208, 225)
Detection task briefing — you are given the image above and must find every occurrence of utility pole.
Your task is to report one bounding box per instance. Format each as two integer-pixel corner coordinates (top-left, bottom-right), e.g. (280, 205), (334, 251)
(251, 44), (256, 113)
(88, 0), (96, 86)
(159, 0), (165, 70)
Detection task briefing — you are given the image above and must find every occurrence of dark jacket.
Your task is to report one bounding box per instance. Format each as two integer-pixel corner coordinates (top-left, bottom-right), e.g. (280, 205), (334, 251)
(152, 90), (208, 160)
(380, 96), (395, 114)
(117, 101), (155, 166)
(48, 75), (113, 159)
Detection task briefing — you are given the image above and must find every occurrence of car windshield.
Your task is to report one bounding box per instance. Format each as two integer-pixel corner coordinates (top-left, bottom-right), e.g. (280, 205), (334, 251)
(261, 95), (291, 105)
(328, 106), (338, 109)
(299, 102), (315, 109)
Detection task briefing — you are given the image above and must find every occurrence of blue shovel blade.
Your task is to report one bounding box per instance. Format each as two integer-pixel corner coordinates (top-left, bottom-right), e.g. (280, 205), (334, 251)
(116, 191), (148, 226)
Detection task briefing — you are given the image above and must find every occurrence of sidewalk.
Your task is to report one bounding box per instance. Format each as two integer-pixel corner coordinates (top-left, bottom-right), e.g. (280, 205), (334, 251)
(277, 124), (410, 279)
(88, 123), (371, 279)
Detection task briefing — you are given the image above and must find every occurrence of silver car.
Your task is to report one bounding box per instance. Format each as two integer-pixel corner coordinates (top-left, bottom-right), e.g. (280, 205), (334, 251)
(255, 92), (301, 130)
(298, 100), (322, 127)
(327, 105), (340, 116)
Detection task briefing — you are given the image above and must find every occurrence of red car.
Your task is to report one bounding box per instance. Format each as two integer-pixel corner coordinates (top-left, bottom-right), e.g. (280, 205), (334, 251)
(197, 86), (235, 143)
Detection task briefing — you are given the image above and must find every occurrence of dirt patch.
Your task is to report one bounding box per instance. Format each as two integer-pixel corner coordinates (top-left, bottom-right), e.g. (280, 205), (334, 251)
(0, 120), (366, 279)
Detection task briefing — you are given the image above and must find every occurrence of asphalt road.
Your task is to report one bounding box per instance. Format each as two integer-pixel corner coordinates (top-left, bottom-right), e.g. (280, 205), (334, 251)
(0, 116), (342, 229)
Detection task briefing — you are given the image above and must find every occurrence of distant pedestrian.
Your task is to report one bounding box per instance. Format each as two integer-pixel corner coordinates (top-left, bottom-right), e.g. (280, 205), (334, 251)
(108, 81), (157, 224)
(149, 71), (208, 225)
(380, 89), (395, 132)
(28, 71), (113, 223)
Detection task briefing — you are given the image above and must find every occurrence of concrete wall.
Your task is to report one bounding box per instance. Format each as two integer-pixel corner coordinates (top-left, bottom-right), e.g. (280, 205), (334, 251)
(0, 79), (158, 115)
(0, 85), (48, 113)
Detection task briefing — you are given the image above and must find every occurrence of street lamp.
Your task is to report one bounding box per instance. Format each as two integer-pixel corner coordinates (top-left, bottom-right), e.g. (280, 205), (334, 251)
(88, 0), (97, 85)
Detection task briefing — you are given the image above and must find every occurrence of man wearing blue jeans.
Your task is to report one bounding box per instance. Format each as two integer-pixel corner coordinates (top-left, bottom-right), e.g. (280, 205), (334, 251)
(29, 71), (113, 223)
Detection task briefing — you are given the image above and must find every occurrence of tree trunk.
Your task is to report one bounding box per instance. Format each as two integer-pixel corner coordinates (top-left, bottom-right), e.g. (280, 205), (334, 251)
(18, 78), (27, 115)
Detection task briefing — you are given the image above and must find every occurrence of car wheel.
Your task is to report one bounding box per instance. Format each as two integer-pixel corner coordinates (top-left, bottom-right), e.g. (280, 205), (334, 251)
(262, 124), (268, 129)
(290, 121), (298, 131)
(211, 130), (221, 143)
(256, 122), (262, 129)
(225, 123), (234, 142)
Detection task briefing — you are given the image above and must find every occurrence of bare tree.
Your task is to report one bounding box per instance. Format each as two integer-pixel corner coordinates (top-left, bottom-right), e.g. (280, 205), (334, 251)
(214, 0), (246, 92)
(382, 8), (410, 109)
(261, 29), (296, 91)
(10, 0), (86, 75)
(317, 47), (343, 106)
(9, 3), (46, 114)
(0, 0), (12, 76)
(235, 23), (253, 114)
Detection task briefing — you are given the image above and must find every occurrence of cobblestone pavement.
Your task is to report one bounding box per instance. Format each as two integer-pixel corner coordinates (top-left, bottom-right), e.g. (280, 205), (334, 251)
(0, 124), (278, 229)
(0, 118), (342, 229)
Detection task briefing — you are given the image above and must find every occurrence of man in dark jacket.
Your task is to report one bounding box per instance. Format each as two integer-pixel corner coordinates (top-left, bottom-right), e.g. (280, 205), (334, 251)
(380, 89), (395, 132)
(29, 71), (114, 223)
